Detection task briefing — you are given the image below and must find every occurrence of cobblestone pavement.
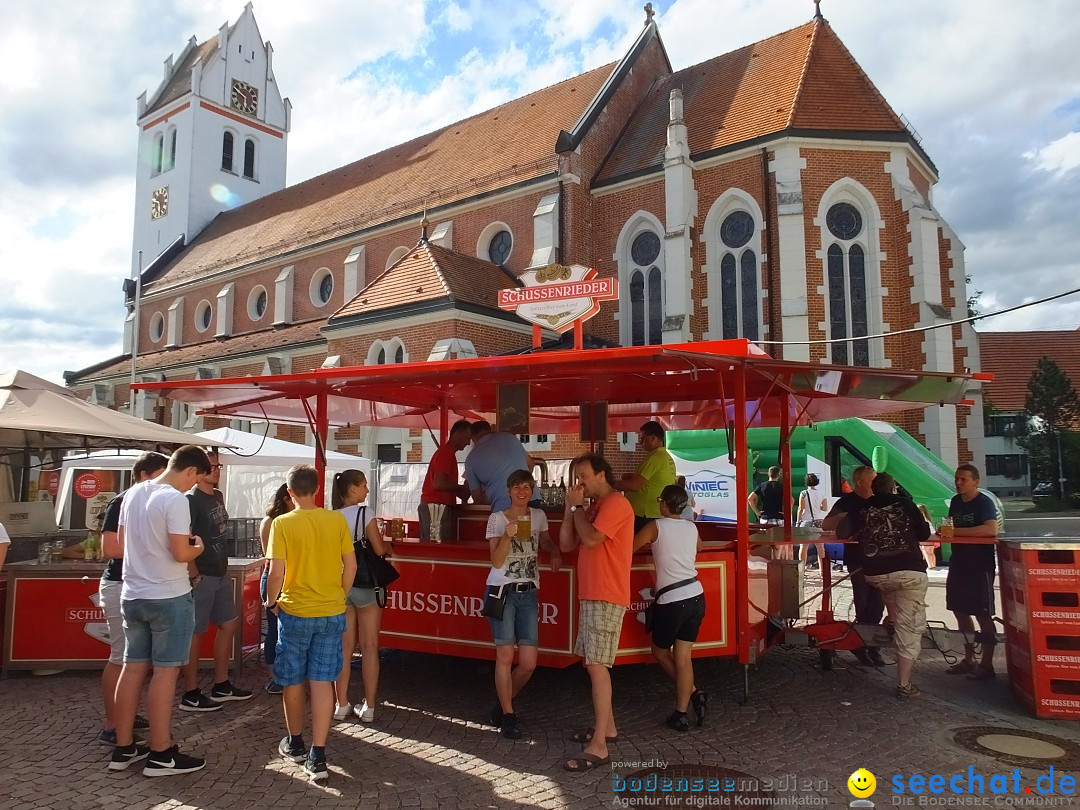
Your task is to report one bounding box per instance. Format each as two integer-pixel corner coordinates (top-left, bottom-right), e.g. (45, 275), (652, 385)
(2, 575), (1078, 810)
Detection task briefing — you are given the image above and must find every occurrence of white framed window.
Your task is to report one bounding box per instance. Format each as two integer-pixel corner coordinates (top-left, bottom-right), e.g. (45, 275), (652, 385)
(221, 129), (236, 173)
(385, 246), (409, 271)
(309, 268), (334, 308)
(164, 126), (177, 172)
(149, 312), (165, 343)
(615, 212), (665, 346)
(367, 337), (407, 366)
(193, 299), (213, 333)
(703, 192), (764, 342)
(816, 181), (884, 367)
(243, 136), (257, 180)
(248, 285), (268, 321)
(151, 132), (164, 176)
(476, 222), (513, 267)
(518, 434), (553, 451)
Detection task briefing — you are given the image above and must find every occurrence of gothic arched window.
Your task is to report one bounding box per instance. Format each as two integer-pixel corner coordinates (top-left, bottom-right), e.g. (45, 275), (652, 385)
(825, 202), (869, 366)
(628, 230), (662, 346)
(717, 211), (760, 341)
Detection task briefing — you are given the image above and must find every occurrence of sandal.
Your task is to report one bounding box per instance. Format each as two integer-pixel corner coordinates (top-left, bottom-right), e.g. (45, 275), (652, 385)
(564, 753), (611, 772)
(946, 659), (976, 675)
(568, 727), (618, 744)
(690, 690), (708, 727)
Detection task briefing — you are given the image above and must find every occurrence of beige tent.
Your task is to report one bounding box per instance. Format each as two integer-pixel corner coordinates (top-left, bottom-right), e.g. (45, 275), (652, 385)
(0, 369), (231, 454)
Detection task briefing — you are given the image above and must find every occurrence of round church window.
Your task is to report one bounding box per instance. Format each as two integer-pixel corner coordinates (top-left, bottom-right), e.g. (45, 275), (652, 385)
(631, 231), (661, 266)
(826, 202), (863, 240)
(720, 210), (755, 249)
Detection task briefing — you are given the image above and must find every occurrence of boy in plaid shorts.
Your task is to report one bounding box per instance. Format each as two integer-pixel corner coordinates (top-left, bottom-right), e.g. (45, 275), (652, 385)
(265, 465), (356, 782)
(559, 453), (634, 772)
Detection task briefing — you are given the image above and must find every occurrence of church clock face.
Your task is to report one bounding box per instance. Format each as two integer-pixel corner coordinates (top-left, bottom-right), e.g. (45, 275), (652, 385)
(230, 80), (259, 115)
(150, 186), (169, 219)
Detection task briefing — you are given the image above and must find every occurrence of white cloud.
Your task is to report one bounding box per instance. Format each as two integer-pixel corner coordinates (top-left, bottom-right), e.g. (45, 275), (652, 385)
(1026, 131), (1080, 176)
(442, 1), (472, 32)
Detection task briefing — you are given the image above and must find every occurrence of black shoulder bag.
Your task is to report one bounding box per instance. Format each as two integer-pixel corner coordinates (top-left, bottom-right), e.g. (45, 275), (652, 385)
(644, 577), (699, 633)
(352, 506), (400, 607)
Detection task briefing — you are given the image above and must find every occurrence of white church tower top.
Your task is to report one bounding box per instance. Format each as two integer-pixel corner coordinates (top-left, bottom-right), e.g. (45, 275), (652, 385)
(131, 3), (290, 275)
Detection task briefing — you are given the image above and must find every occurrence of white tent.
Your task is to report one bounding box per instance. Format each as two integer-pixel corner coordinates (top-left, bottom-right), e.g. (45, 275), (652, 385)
(55, 427), (369, 525)
(0, 370), (232, 453)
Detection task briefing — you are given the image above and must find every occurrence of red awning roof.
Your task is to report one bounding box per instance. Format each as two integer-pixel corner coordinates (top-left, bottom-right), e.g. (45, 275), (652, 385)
(133, 340), (984, 434)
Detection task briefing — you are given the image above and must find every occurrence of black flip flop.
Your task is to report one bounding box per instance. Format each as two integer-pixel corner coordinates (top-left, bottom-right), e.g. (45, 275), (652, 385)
(567, 727), (618, 744)
(564, 753), (611, 772)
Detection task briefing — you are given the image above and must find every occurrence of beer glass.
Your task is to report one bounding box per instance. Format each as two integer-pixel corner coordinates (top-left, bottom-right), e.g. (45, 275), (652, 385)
(939, 516), (954, 539)
(516, 515), (532, 541)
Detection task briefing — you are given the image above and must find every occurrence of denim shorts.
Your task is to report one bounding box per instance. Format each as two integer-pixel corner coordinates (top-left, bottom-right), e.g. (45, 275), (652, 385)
(122, 593), (196, 667)
(274, 609), (346, 686)
(487, 586), (539, 647)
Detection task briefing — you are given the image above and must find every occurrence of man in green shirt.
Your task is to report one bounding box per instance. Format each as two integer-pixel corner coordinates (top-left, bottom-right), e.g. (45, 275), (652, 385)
(617, 420), (677, 532)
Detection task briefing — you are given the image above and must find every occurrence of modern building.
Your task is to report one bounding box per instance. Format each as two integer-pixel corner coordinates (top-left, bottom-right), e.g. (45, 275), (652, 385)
(979, 329), (1080, 496)
(67, 4), (984, 471)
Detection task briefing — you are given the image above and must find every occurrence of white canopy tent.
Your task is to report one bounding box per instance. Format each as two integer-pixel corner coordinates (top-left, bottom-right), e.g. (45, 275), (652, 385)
(55, 426), (369, 525)
(0, 370), (232, 453)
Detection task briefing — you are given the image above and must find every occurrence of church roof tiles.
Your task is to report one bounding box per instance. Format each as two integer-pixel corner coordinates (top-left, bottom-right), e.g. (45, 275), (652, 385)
(594, 20), (911, 185)
(330, 242), (518, 324)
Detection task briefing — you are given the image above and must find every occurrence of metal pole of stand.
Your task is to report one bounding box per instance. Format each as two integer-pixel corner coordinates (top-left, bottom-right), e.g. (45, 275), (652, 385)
(741, 664), (750, 704)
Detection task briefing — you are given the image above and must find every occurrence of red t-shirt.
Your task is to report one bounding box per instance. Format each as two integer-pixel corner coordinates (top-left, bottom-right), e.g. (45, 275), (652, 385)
(577, 492), (635, 607)
(420, 442), (459, 505)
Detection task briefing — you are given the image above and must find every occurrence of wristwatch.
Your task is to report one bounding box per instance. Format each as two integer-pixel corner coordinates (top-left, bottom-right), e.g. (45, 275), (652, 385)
(570, 505), (580, 513)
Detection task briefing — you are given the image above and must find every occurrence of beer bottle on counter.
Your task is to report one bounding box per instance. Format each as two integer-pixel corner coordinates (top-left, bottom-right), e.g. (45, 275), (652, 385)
(557, 478), (566, 508)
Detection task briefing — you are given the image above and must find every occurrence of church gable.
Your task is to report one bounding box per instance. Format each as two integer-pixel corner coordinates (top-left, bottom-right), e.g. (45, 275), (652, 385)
(788, 21), (906, 134)
(328, 242), (519, 326)
(594, 18), (912, 187)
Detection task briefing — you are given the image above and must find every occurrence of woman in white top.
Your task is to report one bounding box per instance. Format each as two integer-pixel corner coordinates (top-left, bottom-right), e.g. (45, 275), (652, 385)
(796, 473), (828, 570)
(331, 469), (389, 724)
(485, 469), (561, 740)
(633, 484), (706, 732)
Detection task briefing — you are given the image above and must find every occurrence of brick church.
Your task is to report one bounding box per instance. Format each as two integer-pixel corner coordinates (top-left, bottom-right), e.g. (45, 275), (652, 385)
(67, 3), (984, 470)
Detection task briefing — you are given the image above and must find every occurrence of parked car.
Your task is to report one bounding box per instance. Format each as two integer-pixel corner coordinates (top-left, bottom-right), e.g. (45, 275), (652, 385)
(1032, 482), (1054, 501)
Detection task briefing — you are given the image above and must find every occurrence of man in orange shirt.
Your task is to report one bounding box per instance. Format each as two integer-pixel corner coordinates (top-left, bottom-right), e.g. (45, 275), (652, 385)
(559, 453), (634, 772)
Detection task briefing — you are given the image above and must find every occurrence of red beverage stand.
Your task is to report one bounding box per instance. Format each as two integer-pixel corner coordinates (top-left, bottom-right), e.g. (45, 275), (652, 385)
(132, 335), (982, 696)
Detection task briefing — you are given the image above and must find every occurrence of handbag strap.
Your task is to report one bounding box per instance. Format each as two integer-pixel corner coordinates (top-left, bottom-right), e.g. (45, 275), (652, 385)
(654, 576), (698, 600)
(806, 491), (815, 520)
(352, 505), (368, 549)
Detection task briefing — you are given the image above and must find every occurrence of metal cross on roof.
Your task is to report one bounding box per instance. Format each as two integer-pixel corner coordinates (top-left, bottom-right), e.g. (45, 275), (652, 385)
(644, 3), (655, 25)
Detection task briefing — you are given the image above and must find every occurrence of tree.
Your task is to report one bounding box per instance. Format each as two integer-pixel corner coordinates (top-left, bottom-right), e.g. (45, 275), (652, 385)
(965, 273), (983, 319)
(1019, 357), (1080, 499)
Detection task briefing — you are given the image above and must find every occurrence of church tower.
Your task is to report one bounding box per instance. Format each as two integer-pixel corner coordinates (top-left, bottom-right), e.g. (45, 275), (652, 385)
(131, 3), (290, 274)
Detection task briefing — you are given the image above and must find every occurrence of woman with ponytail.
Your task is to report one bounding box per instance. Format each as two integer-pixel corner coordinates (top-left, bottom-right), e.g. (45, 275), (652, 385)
(331, 469), (388, 724)
(633, 484), (707, 732)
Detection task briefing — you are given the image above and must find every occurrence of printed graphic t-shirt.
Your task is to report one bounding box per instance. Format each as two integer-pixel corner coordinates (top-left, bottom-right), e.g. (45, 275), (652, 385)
(485, 508), (550, 586)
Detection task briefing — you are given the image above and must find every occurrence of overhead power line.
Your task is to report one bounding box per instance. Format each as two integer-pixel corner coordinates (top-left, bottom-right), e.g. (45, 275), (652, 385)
(756, 285), (1080, 346)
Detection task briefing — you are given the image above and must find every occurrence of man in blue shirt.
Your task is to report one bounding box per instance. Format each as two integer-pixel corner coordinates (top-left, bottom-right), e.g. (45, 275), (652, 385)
(464, 422), (546, 512)
(945, 464), (999, 681)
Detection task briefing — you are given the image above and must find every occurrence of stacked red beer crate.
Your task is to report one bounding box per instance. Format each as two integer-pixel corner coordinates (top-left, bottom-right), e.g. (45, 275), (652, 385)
(1001, 541), (1080, 719)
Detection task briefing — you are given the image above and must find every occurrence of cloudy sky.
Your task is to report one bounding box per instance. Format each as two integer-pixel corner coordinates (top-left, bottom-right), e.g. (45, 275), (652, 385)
(1, 0), (1078, 384)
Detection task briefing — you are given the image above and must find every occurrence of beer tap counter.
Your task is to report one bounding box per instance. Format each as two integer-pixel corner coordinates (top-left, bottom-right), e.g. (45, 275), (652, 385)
(379, 507), (744, 668)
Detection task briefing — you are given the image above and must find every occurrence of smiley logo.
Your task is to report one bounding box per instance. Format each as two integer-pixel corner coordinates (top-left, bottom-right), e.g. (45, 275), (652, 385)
(848, 769), (876, 798)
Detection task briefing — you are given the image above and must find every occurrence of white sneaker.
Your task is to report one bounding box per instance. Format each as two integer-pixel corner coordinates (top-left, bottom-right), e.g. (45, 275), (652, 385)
(332, 702), (352, 721)
(354, 700), (375, 723)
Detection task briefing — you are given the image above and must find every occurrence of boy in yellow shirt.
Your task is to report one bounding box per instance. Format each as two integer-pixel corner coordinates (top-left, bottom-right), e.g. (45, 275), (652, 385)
(265, 465), (356, 782)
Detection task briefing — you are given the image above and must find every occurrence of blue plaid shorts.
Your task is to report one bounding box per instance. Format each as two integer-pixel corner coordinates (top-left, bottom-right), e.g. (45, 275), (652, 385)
(273, 609), (346, 686)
